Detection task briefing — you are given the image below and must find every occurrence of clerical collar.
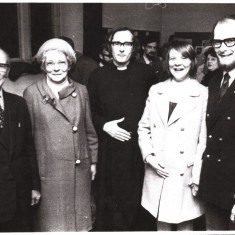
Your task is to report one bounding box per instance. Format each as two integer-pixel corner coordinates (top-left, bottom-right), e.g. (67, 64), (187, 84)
(113, 61), (130, 70)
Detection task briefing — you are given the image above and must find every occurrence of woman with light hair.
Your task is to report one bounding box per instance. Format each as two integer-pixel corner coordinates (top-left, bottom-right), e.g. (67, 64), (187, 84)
(23, 38), (98, 231)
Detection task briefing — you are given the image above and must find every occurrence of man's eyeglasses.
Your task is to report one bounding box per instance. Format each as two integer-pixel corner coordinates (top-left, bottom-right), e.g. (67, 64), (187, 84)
(111, 41), (133, 48)
(0, 63), (9, 70)
(211, 38), (235, 48)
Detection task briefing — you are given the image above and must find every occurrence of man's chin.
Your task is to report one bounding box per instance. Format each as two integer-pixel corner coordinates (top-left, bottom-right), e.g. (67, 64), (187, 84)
(220, 61), (235, 71)
(146, 55), (155, 60)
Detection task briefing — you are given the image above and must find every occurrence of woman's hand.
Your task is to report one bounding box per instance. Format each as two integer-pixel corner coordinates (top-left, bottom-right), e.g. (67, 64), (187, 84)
(90, 164), (96, 181)
(146, 154), (169, 178)
(103, 117), (131, 142)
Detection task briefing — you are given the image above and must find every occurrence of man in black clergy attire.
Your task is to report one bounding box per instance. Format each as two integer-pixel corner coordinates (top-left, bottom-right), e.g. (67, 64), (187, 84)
(0, 48), (40, 232)
(88, 27), (157, 231)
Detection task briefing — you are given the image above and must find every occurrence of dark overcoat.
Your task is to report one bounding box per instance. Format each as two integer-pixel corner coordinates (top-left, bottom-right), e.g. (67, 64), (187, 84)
(0, 91), (40, 223)
(199, 69), (235, 210)
(23, 78), (98, 231)
(88, 62), (156, 230)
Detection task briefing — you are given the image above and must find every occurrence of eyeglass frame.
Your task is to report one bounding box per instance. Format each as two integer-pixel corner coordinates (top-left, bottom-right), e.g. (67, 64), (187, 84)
(110, 41), (134, 48)
(45, 61), (68, 71)
(0, 63), (9, 69)
(211, 38), (235, 48)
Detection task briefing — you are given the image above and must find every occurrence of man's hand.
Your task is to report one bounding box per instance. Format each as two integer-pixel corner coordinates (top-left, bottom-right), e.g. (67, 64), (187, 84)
(91, 164), (96, 181)
(230, 204), (235, 223)
(146, 154), (169, 178)
(31, 190), (41, 206)
(188, 182), (199, 196)
(103, 117), (131, 142)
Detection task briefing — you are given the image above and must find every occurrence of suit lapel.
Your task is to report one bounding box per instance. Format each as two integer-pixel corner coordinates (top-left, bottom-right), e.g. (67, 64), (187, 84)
(3, 91), (16, 159)
(208, 76), (235, 129)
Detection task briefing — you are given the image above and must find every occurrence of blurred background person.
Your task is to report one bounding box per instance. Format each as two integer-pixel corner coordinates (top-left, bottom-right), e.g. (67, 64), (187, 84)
(23, 38), (98, 231)
(200, 46), (221, 87)
(59, 36), (98, 86)
(137, 35), (163, 82)
(98, 43), (112, 67)
(138, 40), (207, 231)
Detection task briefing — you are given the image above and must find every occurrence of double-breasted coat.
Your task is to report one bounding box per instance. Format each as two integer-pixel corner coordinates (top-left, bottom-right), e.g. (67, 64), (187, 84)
(23, 78), (98, 231)
(138, 79), (207, 223)
(199, 70), (235, 210)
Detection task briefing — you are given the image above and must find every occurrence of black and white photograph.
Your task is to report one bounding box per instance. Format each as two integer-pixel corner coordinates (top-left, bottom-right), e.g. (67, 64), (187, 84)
(0, 1), (235, 233)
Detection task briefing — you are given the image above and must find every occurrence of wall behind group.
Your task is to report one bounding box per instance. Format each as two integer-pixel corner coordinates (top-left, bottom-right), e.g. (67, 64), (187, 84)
(102, 3), (235, 45)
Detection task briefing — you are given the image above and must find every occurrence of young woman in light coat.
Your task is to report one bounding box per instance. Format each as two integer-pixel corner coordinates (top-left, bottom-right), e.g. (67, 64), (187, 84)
(138, 40), (208, 231)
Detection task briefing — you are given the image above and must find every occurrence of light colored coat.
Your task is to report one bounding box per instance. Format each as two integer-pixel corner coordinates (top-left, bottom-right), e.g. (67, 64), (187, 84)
(24, 78), (98, 231)
(138, 79), (208, 223)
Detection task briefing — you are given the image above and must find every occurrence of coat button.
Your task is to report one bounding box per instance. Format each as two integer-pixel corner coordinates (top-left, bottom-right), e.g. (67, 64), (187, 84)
(217, 159), (221, 162)
(180, 173), (184, 176)
(227, 117), (231, 120)
(72, 92), (77, 98)
(180, 151), (184, 154)
(75, 159), (81, 165)
(219, 138), (223, 141)
(209, 135), (212, 138)
(207, 154), (210, 158)
(72, 126), (78, 132)
(181, 128), (185, 131)
(207, 113), (210, 117)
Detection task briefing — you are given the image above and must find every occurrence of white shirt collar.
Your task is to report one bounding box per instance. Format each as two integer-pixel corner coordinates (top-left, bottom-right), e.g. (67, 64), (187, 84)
(143, 54), (151, 64)
(223, 70), (235, 87)
(0, 89), (4, 110)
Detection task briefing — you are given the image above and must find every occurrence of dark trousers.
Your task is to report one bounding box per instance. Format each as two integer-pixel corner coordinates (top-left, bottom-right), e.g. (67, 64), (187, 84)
(0, 195), (32, 232)
(205, 202), (235, 230)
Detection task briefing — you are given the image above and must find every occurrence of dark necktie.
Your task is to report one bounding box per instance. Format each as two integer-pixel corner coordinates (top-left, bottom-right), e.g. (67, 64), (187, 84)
(0, 104), (4, 129)
(149, 61), (153, 66)
(219, 72), (230, 101)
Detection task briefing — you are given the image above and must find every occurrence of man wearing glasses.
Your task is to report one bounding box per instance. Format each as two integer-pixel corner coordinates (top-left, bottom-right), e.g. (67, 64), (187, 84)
(88, 27), (156, 231)
(199, 14), (235, 230)
(0, 48), (40, 231)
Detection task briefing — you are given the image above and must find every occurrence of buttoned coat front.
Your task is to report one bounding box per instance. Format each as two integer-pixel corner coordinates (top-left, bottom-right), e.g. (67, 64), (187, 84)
(138, 79), (207, 223)
(199, 70), (235, 210)
(23, 78), (98, 231)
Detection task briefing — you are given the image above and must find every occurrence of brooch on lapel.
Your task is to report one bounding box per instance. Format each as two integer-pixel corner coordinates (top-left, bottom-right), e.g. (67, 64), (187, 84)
(42, 95), (56, 107)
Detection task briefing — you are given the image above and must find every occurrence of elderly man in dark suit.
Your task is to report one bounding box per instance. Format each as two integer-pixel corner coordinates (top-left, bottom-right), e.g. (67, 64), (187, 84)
(0, 48), (40, 232)
(198, 14), (235, 230)
(137, 35), (163, 82)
